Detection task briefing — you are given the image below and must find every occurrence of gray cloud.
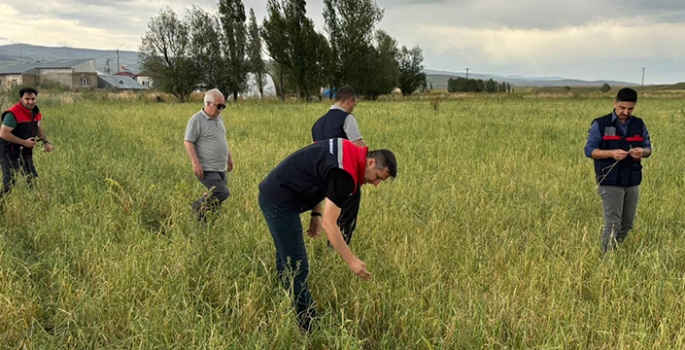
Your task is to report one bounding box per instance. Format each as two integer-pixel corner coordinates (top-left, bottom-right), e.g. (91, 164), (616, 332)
(7, 0), (685, 36)
(376, 0), (685, 31)
(382, 0), (452, 4)
(2, 0), (685, 83)
(621, 0), (685, 12)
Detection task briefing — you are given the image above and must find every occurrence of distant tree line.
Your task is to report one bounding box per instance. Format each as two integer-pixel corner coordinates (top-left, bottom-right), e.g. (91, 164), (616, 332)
(139, 0), (426, 101)
(447, 77), (512, 93)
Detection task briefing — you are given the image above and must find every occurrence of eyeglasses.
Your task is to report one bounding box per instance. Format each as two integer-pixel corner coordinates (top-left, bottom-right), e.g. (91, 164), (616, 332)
(209, 102), (226, 111)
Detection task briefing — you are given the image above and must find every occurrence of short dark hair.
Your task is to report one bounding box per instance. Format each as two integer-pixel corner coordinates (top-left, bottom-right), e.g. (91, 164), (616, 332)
(368, 149), (397, 178)
(19, 87), (38, 98)
(335, 86), (356, 102)
(616, 88), (637, 103)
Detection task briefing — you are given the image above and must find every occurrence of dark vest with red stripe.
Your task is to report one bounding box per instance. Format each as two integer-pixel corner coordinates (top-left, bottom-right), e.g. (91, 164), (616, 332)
(311, 108), (350, 142)
(593, 113), (646, 187)
(259, 138), (367, 213)
(1, 102), (42, 152)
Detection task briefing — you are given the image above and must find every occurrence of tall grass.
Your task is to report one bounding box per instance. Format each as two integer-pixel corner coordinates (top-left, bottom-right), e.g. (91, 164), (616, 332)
(1, 97), (684, 349)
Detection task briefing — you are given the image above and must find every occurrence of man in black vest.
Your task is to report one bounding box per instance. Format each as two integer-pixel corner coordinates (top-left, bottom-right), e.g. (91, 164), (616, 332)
(311, 86), (364, 245)
(1, 87), (55, 198)
(258, 138), (396, 332)
(584, 88), (651, 252)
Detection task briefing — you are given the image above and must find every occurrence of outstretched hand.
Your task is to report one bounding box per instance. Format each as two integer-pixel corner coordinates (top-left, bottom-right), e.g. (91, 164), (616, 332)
(348, 257), (372, 280)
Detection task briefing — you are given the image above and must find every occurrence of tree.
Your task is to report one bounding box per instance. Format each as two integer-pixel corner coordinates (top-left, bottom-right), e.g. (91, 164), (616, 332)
(485, 79), (497, 93)
(219, 0), (249, 102)
(600, 83), (611, 93)
(247, 8), (266, 98)
(286, 0), (327, 100)
(139, 7), (200, 101)
(262, 0), (289, 101)
(308, 31), (333, 100)
(263, 0), (329, 100)
(397, 45), (424, 96)
(187, 6), (224, 92)
(447, 78), (457, 93)
(364, 30), (399, 99)
(323, 0), (384, 98)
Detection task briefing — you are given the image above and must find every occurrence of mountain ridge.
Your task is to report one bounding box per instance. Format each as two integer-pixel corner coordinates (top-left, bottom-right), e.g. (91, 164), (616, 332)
(0, 43), (139, 73)
(0, 43), (639, 88)
(423, 69), (638, 88)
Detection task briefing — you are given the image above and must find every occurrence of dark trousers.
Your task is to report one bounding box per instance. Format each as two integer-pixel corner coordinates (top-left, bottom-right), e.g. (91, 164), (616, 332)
(258, 192), (316, 331)
(192, 171), (229, 217)
(337, 186), (361, 245)
(1, 149), (38, 197)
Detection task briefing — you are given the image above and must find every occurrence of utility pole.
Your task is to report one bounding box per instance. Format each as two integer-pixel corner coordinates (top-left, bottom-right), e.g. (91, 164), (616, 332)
(116, 49), (120, 73)
(466, 68), (470, 79)
(641, 67), (645, 87)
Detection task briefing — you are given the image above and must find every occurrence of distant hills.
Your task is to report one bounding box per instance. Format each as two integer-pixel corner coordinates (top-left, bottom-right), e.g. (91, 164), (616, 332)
(0, 44), (139, 73)
(424, 69), (638, 89)
(1, 44), (639, 88)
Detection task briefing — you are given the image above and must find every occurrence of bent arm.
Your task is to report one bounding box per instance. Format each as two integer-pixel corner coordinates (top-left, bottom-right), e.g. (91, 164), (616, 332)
(343, 115), (364, 145)
(0, 125), (24, 145)
(641, 124), (652, 158)
(37, 125), (49, 142)
(591, 149), (619, 160)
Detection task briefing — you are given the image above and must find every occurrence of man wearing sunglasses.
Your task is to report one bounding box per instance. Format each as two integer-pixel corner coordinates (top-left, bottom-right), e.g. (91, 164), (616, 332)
(184, 88), (234, 220)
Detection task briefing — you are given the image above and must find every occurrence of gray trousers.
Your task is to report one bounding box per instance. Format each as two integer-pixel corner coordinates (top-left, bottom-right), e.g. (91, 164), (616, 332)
(192, 171), (230, 217)
(598, 185), (640, 252)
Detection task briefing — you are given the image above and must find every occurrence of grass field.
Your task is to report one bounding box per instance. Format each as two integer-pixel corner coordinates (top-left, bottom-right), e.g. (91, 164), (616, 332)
(1, 95), (685, 349)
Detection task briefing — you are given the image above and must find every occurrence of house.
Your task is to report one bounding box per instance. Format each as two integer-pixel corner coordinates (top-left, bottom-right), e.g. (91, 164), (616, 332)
(114, 65), (136, 78)
(97, 73), (145, 90)
(134, 71), (154, 89)
(0, 59), (98, 90)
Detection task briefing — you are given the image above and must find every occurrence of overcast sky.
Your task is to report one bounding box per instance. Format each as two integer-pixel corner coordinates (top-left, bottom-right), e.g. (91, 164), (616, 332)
(1, 0), (684, 84)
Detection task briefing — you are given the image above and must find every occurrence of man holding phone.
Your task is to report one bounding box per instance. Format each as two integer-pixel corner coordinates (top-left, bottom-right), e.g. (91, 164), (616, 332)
(0, 87), (54, 197)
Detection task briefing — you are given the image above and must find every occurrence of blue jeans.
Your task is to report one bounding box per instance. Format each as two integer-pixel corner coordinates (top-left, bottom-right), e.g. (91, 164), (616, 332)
(258, 193), (316, 331)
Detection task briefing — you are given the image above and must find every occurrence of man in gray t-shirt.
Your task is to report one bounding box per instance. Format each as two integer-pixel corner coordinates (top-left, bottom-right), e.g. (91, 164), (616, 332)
(311, 86), (366, 245)
(184, 88), (234, 220)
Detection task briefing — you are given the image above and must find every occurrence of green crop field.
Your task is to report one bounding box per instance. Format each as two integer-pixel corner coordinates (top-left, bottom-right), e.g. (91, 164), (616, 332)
(1, 94), (684, 349)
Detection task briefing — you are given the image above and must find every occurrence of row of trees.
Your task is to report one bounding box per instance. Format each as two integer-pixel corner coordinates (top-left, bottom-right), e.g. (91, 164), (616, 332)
(139, 0), (426, 101)
(447, 77), (512, 93)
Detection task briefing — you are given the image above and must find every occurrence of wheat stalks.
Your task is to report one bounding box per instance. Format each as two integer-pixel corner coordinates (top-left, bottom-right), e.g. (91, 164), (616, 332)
(596, 146), (633, 187)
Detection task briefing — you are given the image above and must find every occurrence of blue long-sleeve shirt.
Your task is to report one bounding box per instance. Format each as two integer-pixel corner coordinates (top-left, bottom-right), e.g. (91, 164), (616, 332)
(584, 110), (652, 158)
